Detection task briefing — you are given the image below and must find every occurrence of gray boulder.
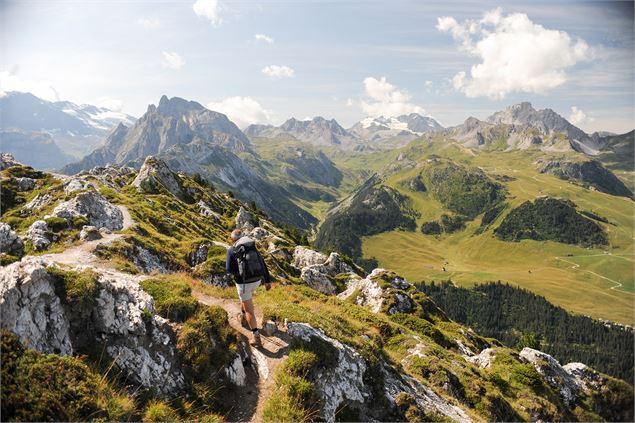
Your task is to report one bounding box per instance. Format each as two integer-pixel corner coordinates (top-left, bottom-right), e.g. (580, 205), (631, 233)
(16, 177), (36, 192)
(79, 225), (102, 241)
(520, 347), (583, 406)
(0, 223), (24, 256)
(26, 220), (52, 251)
(52, 190), (123, 231)
(235, 206), (255, 232)
(132, 156), (187, 200)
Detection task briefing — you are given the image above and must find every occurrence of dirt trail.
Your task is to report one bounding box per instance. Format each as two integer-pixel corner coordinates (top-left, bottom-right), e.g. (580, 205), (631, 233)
(39, 205), (135, 268)
(38, 205), (289, 421)
(193, 291), (290, 422)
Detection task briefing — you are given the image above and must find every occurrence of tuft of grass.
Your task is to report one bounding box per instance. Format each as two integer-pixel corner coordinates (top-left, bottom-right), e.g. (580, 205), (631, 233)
(47, 266), (99, 307)
(142, 400), (179, 422)
(139, 275), (200, 322)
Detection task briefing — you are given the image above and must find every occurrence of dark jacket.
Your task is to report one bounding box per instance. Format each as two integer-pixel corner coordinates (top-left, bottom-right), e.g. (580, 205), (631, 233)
(225, 236), (271, 284)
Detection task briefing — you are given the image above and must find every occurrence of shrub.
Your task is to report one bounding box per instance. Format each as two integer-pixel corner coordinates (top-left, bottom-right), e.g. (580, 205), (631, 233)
(1, 330), (135, 421)
(510, 363), (544, 391)
(177, 306), (237, 380)
(45, 216), (69, 232)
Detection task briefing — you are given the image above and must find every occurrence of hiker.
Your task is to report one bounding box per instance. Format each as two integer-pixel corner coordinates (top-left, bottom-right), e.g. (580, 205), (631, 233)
(225, 228), (272, 347)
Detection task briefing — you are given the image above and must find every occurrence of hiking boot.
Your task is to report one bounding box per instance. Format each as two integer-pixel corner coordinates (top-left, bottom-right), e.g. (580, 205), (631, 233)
(250, 331), (262, 348)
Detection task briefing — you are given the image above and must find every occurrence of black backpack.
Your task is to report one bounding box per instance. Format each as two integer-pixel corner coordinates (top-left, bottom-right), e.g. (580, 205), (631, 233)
(235, 244), (266, 283)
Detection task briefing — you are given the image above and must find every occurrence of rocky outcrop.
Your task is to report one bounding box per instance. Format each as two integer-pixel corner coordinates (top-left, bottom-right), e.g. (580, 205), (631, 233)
(26, 220), (52, 251)
(520, 347), (583, 406)
(0, 223), (24, 256)
(0, 153), (21, 170)
(287, 322), (470, 422)
(235, 206), (255, 232)
(79, 225), (102, 241)
(338, 269), (414, 315)
(466, 348), (497, 368)
(16, 177), (36, 192)
(24, 193), (52, 211)
(197, 200), (221, 221)
(0, 257), (185, 395)
(51, 190), (124, 231)
(291, 246), (358, 294)
(132, 156), (188, 200)
(292, 246), (327, 269)
(537, 158), (633, 199)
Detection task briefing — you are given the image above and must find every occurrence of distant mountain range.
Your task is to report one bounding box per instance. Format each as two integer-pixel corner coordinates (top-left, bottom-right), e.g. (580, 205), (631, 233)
(0, 92), (135, 162)
(245, 113), (444, 149)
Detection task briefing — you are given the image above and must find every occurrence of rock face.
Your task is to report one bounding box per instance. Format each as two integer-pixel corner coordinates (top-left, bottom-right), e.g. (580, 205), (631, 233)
(520, 347), (583, 406)
(0, 153), (21, 170)
(287, 322), (470, 423)
(26, 220), (52, 251)
(291, 246), (358, 294)
(132, 156), (188, 200)
(0, 258), (185, 395)
(537, 158), (633, 199)
(52, 190), (124, 231)
(0, 223), (24, 256)
(338, 269), (414, 315)
(235, 206), (255, 232)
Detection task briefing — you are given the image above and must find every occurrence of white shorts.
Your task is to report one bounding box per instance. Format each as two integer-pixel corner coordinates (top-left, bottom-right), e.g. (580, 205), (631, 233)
(236, 280), (261, 301)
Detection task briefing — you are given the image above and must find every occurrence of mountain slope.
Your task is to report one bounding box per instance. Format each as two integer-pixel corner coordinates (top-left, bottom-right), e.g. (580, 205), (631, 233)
(0, 130), (74, 169)
(0, 91), (135, 157)
(1, 156), (632, 422)
(246, 116), (361, 148)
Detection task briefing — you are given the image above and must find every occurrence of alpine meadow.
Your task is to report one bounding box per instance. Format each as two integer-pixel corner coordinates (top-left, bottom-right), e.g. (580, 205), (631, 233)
(1, 1), (634, 422)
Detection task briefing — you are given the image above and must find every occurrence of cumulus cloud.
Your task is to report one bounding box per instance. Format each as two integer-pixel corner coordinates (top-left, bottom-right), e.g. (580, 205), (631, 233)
(254, 33), (274, 44)
(360, 76), (424, 117)
(569, 106), (594, 126)
(262, 65), (294, 79)
(0, 70), (59, 101)
(162, 51), (185, 70)
(137, 17), (160, 30)
(437, 8), (592, 99)
(206, 96), (272, 128)
(193, 0), (222, 25)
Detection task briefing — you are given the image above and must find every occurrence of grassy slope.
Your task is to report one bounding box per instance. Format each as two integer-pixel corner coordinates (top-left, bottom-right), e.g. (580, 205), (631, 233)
(361, 141), (634, 325)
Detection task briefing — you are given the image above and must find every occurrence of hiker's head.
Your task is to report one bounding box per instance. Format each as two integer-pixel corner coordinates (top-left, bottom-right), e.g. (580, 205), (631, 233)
(230, 229), (242, 242)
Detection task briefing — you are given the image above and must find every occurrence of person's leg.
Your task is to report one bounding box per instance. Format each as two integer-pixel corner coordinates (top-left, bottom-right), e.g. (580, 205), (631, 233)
(241, 299), (257, 330)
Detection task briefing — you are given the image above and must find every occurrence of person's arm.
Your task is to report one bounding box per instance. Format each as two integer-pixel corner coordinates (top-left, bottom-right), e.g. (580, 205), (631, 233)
(259, 252), (272, 285)
(225, 247), (237, 277)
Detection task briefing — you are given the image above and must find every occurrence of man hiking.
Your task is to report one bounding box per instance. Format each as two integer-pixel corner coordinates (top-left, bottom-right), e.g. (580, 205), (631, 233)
(225, 228), (272, 347)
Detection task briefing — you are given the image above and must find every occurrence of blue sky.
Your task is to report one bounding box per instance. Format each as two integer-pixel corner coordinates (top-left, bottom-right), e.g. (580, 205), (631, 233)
(1, 0), (633, 133)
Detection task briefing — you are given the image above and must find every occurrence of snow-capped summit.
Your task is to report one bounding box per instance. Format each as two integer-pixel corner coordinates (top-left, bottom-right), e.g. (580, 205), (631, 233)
(349, 113), (443, 143)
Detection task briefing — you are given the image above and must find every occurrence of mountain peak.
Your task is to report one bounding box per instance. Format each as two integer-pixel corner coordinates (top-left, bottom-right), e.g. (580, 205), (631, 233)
(155, 95), (204, 116)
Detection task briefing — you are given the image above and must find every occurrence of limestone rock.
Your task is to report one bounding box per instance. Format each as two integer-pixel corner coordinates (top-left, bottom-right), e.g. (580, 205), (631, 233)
(188, 243), (209, 267)
(52, 191), (123, 231)
(300, 265), (337, 295)
(26, 220), (52, 251)
(64, 178), (95, 194)
(287, 322), (370, 421)
(225, 355), (247, 387)
(0, 257), (186, 395)
(261, 320), (277, 337)
(0, 258), (73, 354)
(520, 347), (583, 406)
(24, 193), (52, 211)
(0, 223), (24, 256)
(337, 276), (384, 312)
(132, 156), (187, 200)
(79, 225), (102, 241)
(337, 268), (414, 314)
(466, 348), (497, 368)
(16, 177), (36, 192)
(292, 245), (327, 269)
(197, 200), (220, 221)
(235, 206), (255, 232)
(0, 153), (20, 170)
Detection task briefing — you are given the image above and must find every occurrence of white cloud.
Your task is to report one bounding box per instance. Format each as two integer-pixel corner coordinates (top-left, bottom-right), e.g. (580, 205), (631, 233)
(569, 106), (594, 126)
(192, 0), (222, 25)
(360, 76), (424, 117)
(345, 98), (354, 107)
(137, 17), (160, 30)
(261, 65), (294, 79)
(254, 33), (274, 44)
(0, 70), (59, 101)
(437, 8), (592, 99)
(206, 96), (273, 128)
(162, 51), (185, 70)
(94, 96), (123, 111)
(424, 80), (433, 88)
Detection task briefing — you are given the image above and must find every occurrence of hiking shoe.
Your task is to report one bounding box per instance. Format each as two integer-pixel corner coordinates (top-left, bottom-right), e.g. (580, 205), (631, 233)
(250, 331), (262, 348)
